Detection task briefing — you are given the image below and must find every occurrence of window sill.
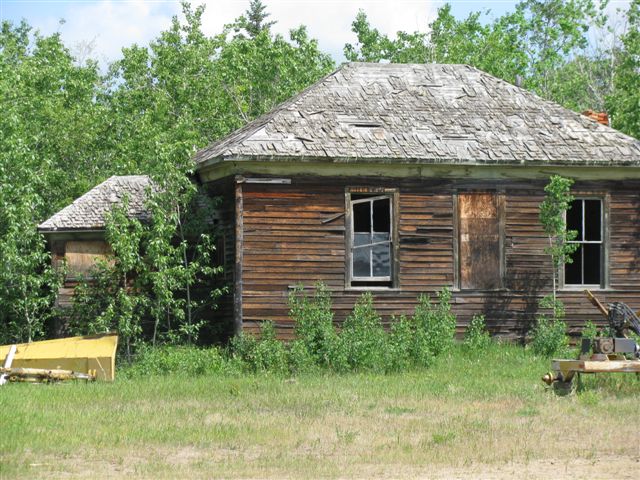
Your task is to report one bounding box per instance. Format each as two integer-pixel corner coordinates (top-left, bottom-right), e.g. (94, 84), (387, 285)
(345, 286), (401, 292)
(452, 287), (510, 293)
(560, 286), (609, 292)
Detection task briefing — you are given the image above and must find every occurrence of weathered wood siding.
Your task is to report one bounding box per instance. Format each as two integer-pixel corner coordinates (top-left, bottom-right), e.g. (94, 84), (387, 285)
(237, 176), (640, 340)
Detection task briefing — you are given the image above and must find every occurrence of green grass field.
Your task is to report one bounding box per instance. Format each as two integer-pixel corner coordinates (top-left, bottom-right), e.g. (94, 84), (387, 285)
(2, 344), (640, 479)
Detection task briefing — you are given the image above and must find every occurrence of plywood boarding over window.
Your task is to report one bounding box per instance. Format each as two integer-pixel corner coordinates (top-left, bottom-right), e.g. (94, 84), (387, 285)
(458, 192), (502, 290)
(65, 241), (112, 277)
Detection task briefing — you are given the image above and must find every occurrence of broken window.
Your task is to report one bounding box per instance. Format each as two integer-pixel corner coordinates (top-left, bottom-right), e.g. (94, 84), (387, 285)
(349, 193), (394, 287)
(565, 198), (603, 286)
(457, 192), (503, 290)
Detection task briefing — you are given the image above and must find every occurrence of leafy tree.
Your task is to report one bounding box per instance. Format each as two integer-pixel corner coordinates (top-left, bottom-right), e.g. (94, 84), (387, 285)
(608, 0), (640, 138)
(428, 5), (527, 83)
(546, 54), (616, 112)
(530, 175), (578, 355)
(344, 10), (429, 63)
(514, 0), (600, 98)
(539, 175), (579, 306)
(217, 21), (334, 123)
(0, 178), (62, 343)
(0, 21), (95, 343)
(233, 0), (276, 39)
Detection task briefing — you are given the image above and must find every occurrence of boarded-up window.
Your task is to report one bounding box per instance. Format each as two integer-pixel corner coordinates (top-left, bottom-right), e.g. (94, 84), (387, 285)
(65, 241), (112, 278)
(458, 192), (502, 290)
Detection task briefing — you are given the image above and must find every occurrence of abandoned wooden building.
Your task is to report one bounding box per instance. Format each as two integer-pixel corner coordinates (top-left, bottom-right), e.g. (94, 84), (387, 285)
(42, 63), (640, 339)
(39, 175), (152, 307)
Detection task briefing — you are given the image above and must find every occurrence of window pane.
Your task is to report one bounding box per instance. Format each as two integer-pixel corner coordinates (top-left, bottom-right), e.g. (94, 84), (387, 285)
(353, 201), (371, 233)
(583, 243), (601, 284)
(372, 232), (390, 243)
(372, 198), (390, 233)
(372, 236), (390, 277)
(566, 200), (583, 241)
(354, 232), (371, 247)
(565, 245), (583, 285)
(353, 247), (371, 277)
(584, 200), (602, 241)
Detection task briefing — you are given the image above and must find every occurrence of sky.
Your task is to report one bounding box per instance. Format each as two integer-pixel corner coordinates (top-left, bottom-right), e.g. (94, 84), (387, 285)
(0, 0), (632, 65)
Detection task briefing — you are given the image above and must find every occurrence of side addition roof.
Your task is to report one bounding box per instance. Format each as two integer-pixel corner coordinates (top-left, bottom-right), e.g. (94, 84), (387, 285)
(194, 62), (640, 168)
(38, 175), (153, 232)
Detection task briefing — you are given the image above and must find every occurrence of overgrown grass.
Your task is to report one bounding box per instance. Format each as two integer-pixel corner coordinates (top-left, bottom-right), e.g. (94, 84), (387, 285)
(2, 343), (640, 479)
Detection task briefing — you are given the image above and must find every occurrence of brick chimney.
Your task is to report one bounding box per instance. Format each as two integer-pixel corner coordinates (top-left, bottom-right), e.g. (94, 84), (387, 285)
(582, 110), (609, 126)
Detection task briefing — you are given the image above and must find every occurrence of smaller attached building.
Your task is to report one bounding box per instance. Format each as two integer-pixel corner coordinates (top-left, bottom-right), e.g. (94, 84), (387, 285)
(38, 175), (151, 307)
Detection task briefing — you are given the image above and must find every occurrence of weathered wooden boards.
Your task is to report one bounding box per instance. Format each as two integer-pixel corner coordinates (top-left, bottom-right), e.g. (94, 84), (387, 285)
(210, 175), (640, 340)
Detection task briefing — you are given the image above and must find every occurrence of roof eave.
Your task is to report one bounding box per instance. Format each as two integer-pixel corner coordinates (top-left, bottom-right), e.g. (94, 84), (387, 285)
(197, 153), (640, 169)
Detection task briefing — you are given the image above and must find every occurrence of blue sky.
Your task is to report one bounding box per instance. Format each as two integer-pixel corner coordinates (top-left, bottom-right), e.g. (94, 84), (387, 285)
(0, 1), (631, 63)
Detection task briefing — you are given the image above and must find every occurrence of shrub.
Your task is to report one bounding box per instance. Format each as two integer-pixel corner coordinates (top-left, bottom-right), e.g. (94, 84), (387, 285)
(287, 339), (318, 374)
(289, 282), (338, 368)
(336, 292), (389, 372)
(231, 321), (289, 375)
(530, 315), (568, 356)
(122, 344), (230, 378)
(463, 314), (492, 351)
(530, 295), (569, 357)
(581, 320), (599, 340)
(388, 314), (414, 371)
(413, 287), (456, 362)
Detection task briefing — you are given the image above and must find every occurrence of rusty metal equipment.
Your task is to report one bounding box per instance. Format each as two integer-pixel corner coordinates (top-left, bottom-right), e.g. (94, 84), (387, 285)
(0, 367), (96, 383)
(542, 290), (640, 394)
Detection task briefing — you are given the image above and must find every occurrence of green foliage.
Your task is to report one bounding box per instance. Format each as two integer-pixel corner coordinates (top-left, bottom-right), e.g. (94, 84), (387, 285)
(121, 344), (233, 378)
(0, 20), (93, 343)
(463, 314), (492, 352)
(336, 292), (389, 372)
(413, 288), (457, 360)
(0, 2), (334, 347)
(288, 282), (337, 368)
(232, 0), (276, 39)
(344, 10), (429, 63)
(387, 314), (415, 371)
(539, 175), (578, 311)
(231, 321), (290, 375)
(70, 191), (225, 358)
(582, 320), (599, 340)
(608, 0), (640, 139)
(286, 285), (459, 373)
(530, 295), (569, 356)
(530, 315), (569, 357)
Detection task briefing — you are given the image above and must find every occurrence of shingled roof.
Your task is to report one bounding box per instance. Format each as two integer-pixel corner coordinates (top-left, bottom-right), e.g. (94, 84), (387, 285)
(194, 63), (640, 167)
(39, 175), (152, 232)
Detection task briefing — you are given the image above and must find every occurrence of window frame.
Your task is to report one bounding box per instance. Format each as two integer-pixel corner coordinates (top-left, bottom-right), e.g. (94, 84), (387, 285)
(345, 187), (399, 290)
(561, 195), (609, 290)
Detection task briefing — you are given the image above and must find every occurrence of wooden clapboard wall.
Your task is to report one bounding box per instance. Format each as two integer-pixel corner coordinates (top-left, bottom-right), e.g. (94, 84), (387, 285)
(235, 175), (640, 340)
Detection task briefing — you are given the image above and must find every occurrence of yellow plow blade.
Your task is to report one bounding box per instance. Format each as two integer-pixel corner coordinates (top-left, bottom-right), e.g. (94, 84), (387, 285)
(0, 333), (118, 381)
